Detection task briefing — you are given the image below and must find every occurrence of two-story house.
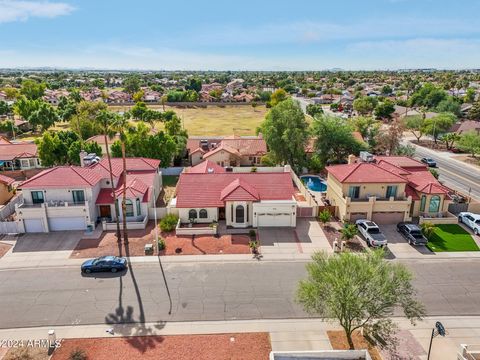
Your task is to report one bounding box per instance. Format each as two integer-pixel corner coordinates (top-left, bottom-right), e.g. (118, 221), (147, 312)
(326, 155), (452, 224)
(16, 157), (161, 233)
(0, 143), (42, 171)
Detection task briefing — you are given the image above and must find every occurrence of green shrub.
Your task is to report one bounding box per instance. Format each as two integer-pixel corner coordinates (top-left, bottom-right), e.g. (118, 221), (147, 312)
(158, 238), (166, 250)
(249, 229), (256, 238)
(318, 209), (332, 226)
(160, 214), (179, 232)
(340, 223), (358, 241)
(421, 222), (435, 239)
(251, 166), (257, 172)
(69, 348), (87, 360)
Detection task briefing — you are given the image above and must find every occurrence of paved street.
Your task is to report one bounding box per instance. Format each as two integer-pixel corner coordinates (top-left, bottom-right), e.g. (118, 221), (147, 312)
(412, 144), (480, 200)
(1, 259), (480, 329)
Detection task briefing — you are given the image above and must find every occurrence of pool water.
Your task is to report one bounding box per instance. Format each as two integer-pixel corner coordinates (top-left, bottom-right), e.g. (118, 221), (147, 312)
(301, 176), (327, 192)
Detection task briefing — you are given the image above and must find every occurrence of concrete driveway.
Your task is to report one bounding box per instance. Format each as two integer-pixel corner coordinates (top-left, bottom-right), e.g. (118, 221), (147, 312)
(381, 224), (433, 259)
(12, 231), (84, 253)
(258, 219), (332, 255)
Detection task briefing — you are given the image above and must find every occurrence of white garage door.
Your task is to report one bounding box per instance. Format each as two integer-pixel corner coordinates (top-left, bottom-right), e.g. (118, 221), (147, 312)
(257, 213), (293, 227)
(24, 219), (44, 233)
(371, 212), (405, 224)
(48, 217), (86, 231)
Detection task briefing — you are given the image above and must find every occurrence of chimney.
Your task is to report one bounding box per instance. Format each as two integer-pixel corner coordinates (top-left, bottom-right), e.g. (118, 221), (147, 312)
(348, 154), (357, 164)
(79, 150), (88, 167)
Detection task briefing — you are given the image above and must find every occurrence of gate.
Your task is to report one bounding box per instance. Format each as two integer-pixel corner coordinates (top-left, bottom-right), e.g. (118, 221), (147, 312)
(448, 203), (468, 215)
(297, 207), (314, 217)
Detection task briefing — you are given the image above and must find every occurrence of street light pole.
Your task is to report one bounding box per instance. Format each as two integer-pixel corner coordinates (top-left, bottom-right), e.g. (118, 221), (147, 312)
(427, 328), (435, 360)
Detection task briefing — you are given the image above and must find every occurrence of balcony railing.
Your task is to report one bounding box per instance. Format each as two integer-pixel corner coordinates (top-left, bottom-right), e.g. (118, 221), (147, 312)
(348, 195), (408, 202)
(18, 200), (87, 209)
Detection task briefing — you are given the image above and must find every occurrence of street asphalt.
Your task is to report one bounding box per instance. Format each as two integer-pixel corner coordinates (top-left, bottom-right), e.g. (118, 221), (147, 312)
(1, 259), (480, 329)
(413, 145), (480, 201)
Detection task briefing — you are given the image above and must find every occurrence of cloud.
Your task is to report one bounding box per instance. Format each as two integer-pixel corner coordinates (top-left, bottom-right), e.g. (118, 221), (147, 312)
(0, 0), (75, 23)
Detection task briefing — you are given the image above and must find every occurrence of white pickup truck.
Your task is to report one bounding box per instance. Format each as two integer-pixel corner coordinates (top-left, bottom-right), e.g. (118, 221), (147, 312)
(355, 220), (388, 247)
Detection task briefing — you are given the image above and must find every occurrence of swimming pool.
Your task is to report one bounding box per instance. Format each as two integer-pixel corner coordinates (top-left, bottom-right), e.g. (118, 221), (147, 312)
(301, 175), (327, 192)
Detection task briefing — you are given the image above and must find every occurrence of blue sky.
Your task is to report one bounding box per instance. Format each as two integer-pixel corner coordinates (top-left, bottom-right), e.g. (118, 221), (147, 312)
(0, 0), (479, 70)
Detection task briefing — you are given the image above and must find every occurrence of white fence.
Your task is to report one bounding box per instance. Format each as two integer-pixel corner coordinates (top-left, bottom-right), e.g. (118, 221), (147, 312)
(102, 215), (148, 230)
(0, 221), (20, 234)
(148, 207), (168, 220)
(0, 194), (23, 220)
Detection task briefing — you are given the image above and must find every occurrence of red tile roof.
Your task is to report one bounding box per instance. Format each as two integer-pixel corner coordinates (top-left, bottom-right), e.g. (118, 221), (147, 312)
(0, 143), (37, 161)
(90, 157), (160, 178)
(0, 136), (12, 145)
(96, 171), (156, 204)
(20, 166), (103, 189)
(203, 143), (242, 159)
(185, 160), (226, 174)
(326, 163), (408, 183)
(0, 174), (15, 186)
(375, 156), (425, 169)
(220, 178), (260, 201)
(86, 134), (121, 145)
(175, 172), (294, 208)
(187, 136), (266, 156)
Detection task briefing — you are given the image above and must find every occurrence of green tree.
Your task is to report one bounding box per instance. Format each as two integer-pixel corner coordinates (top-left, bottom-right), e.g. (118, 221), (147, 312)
(186, 78), (202, 92)
(28, 101), (58, 131)
(35, 131), (72, 166)
(457, 131), (480, 157)
(67, 140), (102, 165)
(435, 97), (461, 116)
(374, 99), (395, 119)
(57, 96), (78, 122)
(269, 88), (288, 107)
(441, 132), (460, 151)
(259, 98), (308, 172)
(468, 101), (480, 120)
(465, 88), (476, 103)
(260, 152), (278, 166)
(130, 101), (148, 120)
(381, 84), (393, 96)
(20, 79), (46, 100)
(0, 101), (11, 116)
(353, 96), (378, 115)
(422, 112), (456, 144)
(132, 90), (145, 103)
(409, 83), (447, 109)
(340, 223), (358, 242)
(123, 75), (141, 94)
(13, 97), (41, 120)
(306, 104), (324, 117)
(312, 115), (366, 167)
(374, 119), (405, 155)
(70, 101), (107, 140)
(297, 250), (425, 350)
(429, 168), (439, 179)
(404, 115), (425, 142)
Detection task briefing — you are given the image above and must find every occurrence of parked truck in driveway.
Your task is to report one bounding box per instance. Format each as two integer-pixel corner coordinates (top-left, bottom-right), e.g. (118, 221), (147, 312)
(355, 220), (387, 247)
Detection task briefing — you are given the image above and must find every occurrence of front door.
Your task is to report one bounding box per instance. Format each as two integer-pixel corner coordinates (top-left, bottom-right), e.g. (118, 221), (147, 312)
(235, 205), (245, 223)
(219, 207), (226, 220)
(99, 205), (112, 218)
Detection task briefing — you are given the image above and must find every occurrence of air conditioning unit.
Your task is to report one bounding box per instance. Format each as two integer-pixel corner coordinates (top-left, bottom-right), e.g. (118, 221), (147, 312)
(359, 151), (374, 163)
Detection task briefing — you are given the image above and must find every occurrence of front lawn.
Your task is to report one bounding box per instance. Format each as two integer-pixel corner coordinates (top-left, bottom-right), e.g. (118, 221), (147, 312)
(426, 224), (480, 252)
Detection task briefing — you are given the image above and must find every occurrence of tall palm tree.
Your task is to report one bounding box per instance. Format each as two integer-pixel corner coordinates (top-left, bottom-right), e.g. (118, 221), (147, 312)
(113, 111), (132, 244)
(96, 110), (121, 241)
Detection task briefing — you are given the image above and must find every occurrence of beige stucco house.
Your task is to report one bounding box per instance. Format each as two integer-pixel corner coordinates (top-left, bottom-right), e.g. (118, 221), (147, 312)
(326, 156), (453, 224)
(171, 161), (297, 228)
(0, 174), (15, 205)
(187, 135), (267, 167)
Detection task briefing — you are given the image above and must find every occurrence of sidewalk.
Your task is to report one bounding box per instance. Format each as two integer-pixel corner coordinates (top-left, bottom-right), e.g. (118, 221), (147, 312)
(0, 317), (478, 359)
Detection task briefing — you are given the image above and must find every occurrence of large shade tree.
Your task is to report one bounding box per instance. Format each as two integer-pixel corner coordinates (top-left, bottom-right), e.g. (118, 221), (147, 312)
(259, 98), (308, 172)
(297, 250), (425, 350)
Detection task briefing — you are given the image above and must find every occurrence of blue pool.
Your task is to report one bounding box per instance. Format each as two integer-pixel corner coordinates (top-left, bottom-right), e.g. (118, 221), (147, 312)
(301, 176), (327, 192)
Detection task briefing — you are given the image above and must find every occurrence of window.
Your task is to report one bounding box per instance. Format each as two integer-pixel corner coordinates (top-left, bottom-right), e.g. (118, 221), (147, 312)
(348, 186), (360, 199)
(136, 198), (141, 216)
(420, 195), (426, 212)
(199, 209), (208, 218)
(235, 205), (245, 223)
(20, 159), (29, 168)
(386, 185), (398, 199)
(29, 159), (36, 167)
(189, 209), (198, 219)
(428, 195), (441, 213)
(31, 191), (44, 204)
(72, 190), (85, 204)
(125, 199), (134, 217)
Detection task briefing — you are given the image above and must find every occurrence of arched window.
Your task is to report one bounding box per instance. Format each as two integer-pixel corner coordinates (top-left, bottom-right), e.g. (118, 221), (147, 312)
(189, 209), (198, 219)
(125, 199), (134, 217)
(199, 209), (208, 219)
(136, 198), (141, 216)
(235, 205), (245, 223)
(420, 195), (426, 212)
(428, 195), (441, 213)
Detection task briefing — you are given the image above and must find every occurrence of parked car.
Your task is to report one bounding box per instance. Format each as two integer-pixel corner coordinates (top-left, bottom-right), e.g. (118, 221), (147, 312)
(396, 223), (428, 245)
(355, 220), (387, 247)
(458, 212), (480, 235)
(421, 157), (437, 167)
(81, 256), (127, 273)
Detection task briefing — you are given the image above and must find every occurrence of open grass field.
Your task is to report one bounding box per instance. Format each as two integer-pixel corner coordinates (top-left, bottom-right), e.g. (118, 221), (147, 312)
(426, 224), (480, 252)
(110, 104), (268, 136)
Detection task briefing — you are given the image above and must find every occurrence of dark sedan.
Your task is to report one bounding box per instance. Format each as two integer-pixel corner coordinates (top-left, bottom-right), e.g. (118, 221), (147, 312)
(421, 157), (437, 167)
(396, 223), (428, 245)
(81, 256), (127, 273)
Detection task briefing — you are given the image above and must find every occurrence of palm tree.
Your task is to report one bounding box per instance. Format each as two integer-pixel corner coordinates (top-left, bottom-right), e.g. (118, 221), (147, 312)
(113, 111), (132, 244)
(96, 110), (121, 241)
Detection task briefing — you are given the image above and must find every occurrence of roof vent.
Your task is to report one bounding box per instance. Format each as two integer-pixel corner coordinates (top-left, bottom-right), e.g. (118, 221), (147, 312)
(207, 168), (214, 173)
